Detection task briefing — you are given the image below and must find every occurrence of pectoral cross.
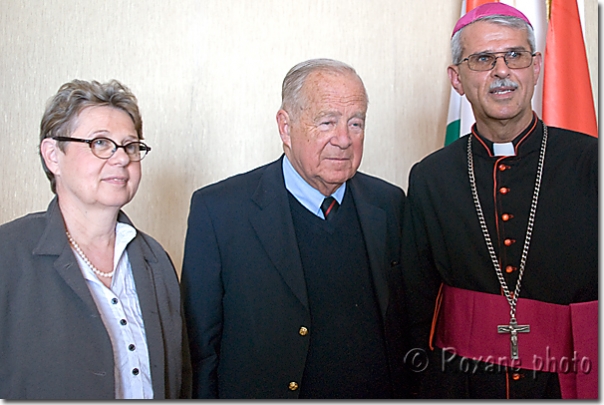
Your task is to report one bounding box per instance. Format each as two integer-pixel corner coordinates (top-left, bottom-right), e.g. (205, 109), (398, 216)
(497, 318), (530, 360)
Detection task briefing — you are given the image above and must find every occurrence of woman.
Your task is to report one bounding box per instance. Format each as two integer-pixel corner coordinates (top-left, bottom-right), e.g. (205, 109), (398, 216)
(0, 79), (190, 399)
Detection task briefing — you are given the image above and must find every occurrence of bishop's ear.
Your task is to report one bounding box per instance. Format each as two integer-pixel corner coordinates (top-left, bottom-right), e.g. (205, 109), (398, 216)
(448, 65), (465, 96)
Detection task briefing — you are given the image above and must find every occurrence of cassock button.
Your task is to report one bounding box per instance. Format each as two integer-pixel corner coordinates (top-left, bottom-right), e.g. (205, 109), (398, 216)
(288, 382), (299, 391)
(505, 265), (516, 273)
(499, 187), (510, 195)
(512, 372), (524, 380)
(498, 164), (510, 172)
(299, 326), (308, 336)
(501, 213), (513, 221)
(504, 239), (515, 246)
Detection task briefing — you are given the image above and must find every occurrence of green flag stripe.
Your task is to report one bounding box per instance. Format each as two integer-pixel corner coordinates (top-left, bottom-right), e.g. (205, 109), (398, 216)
(445, 119), (461, 146)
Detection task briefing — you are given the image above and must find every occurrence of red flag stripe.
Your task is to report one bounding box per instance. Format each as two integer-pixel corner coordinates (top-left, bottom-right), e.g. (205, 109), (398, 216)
(543, 0), (598, 137)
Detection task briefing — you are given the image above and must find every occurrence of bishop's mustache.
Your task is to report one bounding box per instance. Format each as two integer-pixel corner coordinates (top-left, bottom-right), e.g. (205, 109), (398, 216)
(489, 78), (519, 92)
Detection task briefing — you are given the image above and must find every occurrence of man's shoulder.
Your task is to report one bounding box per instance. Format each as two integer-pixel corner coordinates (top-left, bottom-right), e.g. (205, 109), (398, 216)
(409, 135), (467, 177)
(349, 171), (406, 210)
(351, 171), (404, 194)
(191, 158), (281, 201)
(548, 126), (598, 148)
(546, 127), (598, 178)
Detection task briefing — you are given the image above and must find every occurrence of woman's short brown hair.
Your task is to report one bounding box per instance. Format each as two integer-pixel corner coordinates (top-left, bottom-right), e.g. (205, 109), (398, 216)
(39, 79), (143, 193)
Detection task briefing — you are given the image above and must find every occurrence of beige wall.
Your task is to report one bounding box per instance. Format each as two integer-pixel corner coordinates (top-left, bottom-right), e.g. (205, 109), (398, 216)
(0, 0), (598, 273)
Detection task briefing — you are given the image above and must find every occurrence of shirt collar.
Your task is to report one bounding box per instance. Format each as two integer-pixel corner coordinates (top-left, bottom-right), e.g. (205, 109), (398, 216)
(472, 113), (539, 157)
(74, 222), (137, 285)
(282, 155), (346, 218)
(114, 222), (137, 270)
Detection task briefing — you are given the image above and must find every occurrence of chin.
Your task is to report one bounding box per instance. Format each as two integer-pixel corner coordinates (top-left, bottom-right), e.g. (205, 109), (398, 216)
(325, 173), (354, 185)
(101, 194), (135, 210)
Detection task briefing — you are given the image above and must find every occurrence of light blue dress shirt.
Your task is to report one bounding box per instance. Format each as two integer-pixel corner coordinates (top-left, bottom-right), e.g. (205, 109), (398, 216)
(282, 155), (345, 220)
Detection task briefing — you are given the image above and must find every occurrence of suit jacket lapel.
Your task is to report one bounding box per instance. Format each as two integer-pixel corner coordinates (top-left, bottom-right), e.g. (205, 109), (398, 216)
(349, 177), (390, 318)
(33, 198), (102, 316)
(249, 158), (309, 309)
(125, 226), (166, 399)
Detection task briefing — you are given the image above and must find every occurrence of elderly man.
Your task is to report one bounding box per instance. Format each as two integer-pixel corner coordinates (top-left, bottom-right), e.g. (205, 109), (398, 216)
(402, 3), (597, 400)
(181, 58), (407, 399)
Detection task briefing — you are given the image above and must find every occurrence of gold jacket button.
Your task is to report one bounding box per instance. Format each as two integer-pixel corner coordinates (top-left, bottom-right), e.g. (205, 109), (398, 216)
(299, 326), (308, 336)
(288, 381), (299, 391)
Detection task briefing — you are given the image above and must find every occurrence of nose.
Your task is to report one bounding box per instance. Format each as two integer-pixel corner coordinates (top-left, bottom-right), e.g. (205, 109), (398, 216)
(331, 123), (353, 149)
(108, 145), (131, 166)
(492, 55), (511, 77)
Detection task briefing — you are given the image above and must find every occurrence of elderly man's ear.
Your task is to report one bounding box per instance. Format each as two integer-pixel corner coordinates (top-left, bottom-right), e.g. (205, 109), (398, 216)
(276, 109), (292, 149)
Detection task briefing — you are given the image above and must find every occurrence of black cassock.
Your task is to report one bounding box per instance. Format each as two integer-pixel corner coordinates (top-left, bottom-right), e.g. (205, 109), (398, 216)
(402, 115), (598, 399)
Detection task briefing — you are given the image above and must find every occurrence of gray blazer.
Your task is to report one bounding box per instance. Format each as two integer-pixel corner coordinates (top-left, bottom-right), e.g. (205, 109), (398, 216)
(0, 197), (191, 399)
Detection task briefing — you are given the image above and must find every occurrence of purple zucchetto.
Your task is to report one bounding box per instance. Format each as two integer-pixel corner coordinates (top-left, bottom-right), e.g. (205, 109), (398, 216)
(452, 2), (533, 37)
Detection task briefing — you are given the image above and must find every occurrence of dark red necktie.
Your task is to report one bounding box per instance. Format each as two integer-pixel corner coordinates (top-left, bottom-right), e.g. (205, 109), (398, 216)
(321, 197), (339, 221)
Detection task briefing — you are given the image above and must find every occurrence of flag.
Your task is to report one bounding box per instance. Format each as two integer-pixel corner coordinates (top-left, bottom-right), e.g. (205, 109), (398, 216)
(445, 0), (495, 146)
(542, 0), (597, 137)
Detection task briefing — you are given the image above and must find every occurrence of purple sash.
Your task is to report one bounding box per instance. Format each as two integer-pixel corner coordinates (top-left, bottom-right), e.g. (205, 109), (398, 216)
(433, 284), (598, 399)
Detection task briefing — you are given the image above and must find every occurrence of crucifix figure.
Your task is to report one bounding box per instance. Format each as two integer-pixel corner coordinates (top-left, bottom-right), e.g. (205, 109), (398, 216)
(497, 317), (530, 360)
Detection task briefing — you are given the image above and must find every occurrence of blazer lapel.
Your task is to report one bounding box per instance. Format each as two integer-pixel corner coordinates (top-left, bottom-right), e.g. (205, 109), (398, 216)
(125, 229), (166, 399)
(33, 198), (101, 316)
(249, 158), (309, 309)
(349, 178), (390, 318)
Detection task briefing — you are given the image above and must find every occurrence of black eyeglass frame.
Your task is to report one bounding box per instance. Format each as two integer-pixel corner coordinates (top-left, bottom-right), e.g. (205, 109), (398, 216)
(52, 136), (151, 161)
(458, 50), (537, 71)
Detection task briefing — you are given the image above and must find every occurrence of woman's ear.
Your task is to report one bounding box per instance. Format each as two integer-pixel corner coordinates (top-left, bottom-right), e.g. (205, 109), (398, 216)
(40, 138), (61, 175)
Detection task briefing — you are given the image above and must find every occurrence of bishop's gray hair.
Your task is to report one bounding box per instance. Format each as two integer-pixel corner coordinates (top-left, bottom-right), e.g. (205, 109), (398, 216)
(451, 15), (536, 65)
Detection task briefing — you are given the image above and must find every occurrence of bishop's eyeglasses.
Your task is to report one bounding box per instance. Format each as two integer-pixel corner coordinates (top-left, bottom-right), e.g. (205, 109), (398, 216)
(52, 136), (151, 162)
(458, 50), (536, 71)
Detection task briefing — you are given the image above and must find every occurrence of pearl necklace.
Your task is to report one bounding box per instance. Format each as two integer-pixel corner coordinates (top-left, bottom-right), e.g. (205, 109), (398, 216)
(66, 231), (115, 278)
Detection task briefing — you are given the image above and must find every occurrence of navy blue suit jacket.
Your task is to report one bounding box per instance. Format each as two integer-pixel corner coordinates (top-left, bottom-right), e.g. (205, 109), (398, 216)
(181, 156), (407, 398)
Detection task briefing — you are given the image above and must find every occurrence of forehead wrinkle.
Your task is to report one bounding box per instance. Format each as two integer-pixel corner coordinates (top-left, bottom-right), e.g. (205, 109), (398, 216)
(318, 85), (367, 101)
(312, 105), (366, 122)
(304, 71), (366, 99)
(462, 23), (531, 55)
(473, 46), (530, 55)
(314, 110), (341, 119)
(313, 93), (368, 117)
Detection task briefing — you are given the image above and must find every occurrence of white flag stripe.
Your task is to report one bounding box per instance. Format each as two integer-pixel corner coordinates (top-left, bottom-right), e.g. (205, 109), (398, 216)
(445, 0), (474, 144)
